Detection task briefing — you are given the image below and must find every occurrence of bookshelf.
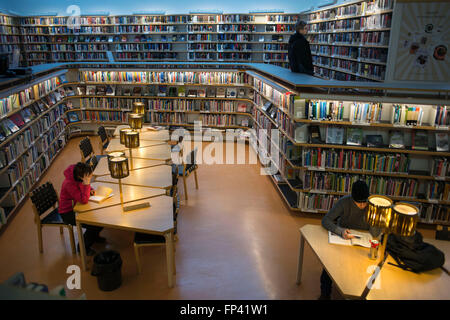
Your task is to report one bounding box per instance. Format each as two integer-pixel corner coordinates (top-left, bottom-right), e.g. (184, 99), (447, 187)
(301, 0), (394, 81)
(6, 12), (302, 68)
(0, 62), (448, 232)
(0, 13), (22, 66)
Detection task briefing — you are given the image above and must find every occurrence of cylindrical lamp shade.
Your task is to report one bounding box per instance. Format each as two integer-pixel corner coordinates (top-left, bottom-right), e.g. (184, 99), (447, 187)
(119, 128), (132, 144)
(107, 151), (125, 171)
(124, 131), (140, 148)
(129, 113), (144, 130)
(132, 102), (145, 115)
(109, 156), (129, 179)
(390, 202), (419, 237)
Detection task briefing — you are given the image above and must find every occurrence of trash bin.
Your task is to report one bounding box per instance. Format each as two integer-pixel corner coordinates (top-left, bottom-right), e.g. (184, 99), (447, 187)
(91, 250), (122, 291)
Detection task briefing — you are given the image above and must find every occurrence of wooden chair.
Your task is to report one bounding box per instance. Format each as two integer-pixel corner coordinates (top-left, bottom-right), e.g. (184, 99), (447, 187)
(79, 137), (105, 169)
(133, 174), (179, 274)
(179, 148), (199, 200)
(30, 182), (76, 254)
(97, 126), (111, 155)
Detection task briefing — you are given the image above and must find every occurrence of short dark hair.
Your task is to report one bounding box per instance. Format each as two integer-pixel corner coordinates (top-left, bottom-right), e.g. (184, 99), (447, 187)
(73, 162), (93, 182)
(351, 180), (370, 202)
(295, 20), (307, 32)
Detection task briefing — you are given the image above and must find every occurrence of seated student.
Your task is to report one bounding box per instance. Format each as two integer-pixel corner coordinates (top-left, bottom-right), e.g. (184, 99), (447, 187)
(59, 162), (105, 256)
(319, 180), (381, 300)
(170, 135), (184, 175)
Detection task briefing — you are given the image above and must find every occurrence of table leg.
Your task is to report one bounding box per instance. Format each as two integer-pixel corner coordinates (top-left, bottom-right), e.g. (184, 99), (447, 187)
(296, 233), (305, 285)
(76, 221), (87, 271)
(165, 231), (175, 288)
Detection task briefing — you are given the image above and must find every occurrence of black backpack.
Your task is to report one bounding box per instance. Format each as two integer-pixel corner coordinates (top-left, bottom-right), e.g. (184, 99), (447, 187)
(386, 231), (445, 273)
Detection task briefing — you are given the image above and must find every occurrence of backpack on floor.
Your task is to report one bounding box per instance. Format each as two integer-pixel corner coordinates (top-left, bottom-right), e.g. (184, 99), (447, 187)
(386, 231), (445, 273)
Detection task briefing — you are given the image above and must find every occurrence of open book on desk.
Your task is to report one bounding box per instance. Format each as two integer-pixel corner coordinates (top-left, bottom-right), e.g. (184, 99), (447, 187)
(328, 230), (373, 248)
(89, 186), (114, 204)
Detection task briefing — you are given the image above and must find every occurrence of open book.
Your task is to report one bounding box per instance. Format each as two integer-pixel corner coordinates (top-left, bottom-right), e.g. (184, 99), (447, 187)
(328, 230), (373, 248)
(89, 186), (114, 203)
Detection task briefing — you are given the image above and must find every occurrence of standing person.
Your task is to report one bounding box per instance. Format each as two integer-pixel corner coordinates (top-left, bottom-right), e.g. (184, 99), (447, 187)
(59, 162), (104, 256)
(319, 180), (381, 300)
(288, 20), (314, 75)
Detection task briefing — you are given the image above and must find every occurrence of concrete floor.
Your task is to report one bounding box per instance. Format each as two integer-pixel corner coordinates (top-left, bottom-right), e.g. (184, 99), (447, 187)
(0, 136), (434, 299)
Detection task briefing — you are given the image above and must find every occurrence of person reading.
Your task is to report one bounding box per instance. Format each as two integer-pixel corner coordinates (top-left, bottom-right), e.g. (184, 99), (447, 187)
(319, 180), (381, 300)
(58, 162), (105, 256)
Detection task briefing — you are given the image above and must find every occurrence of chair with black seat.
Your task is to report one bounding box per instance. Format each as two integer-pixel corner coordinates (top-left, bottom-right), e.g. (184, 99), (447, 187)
(30, 182), (76, 254)
(79, 137), (105, 169)
(97, 126), (111, 155)
(133, 174), (180, 274)
(179, 147), (199, 201)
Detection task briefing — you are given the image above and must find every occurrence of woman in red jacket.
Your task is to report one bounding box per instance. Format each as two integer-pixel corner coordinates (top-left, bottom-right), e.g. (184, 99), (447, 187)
(59, 162), (104, 256)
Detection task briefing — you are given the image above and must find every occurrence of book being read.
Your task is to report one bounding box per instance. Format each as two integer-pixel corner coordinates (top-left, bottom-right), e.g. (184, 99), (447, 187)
(328, 230), (373, 248)
(89, 186), (114, 203)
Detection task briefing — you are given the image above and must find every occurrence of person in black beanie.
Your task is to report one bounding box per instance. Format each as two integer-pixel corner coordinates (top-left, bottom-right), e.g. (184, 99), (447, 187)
(288, 20), (314, 75)
(319, 180), (381, 300)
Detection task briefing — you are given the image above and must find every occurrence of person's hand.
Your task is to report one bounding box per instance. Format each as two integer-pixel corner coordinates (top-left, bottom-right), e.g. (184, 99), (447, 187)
(90, 189), (96, 196)
(82, 173), (93, 185)
(342, 229), (355, 240)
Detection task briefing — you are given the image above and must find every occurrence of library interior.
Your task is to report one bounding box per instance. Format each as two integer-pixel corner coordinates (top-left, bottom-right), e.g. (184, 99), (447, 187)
(0, 0), (449, 301)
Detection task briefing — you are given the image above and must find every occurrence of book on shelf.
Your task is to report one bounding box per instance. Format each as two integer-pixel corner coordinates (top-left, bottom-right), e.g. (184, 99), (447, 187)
(226, 88), (237, 98)
(65, 86), (75, 96)
(346, 127), (363, 146)
(9, 113), (25, 128)
(89, 186), (114, 203)
(187, 89), (197, 97)
(434, 105), (449, 126)
(241, 119), (249, 127)
(67, 111), (80, 123)
(309, 125), (322, 144)
(106, 85), (115, 96)
(133, 87), (142, 96)
(216, 88), (226, 98)
(328, 230), (373, 248)
(59, 74), (67, 83)
(20, 108), (34, 123)
(123, 88), (132, 96)
(237, 103), (247, 113)
(168, 87), (178, 97)
(269, 107), (277, 120)
(412, 131), (429, 151)
(198, 88), (206, 98)
(96, 86), (106, 95)
(238, 88), (246, 98)
(53, 91), (62, 102)
(273, 174), (283, 183)
(178, 87), (186, 97)
(389, 130), (405, 149)
(366, 135), (384, 148)
(3, 119), (19, 134)
(326, 126), (344, 145)
(57, 87), (66, 98)
(76, 86), (85, 96)
(67, 100), (74, 109)
(86, 86), (96, 96)
(206, 87), (216, 98)
(0, 122), (12, 137)
(158, 86), (167, 97)
(295, 123), (309, 143)
(262, 101), (272, 113)
(435, 132), (449, 152)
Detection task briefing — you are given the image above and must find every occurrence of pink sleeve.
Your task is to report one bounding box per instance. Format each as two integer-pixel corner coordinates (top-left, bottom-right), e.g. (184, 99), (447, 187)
(67, 182), (91, 204)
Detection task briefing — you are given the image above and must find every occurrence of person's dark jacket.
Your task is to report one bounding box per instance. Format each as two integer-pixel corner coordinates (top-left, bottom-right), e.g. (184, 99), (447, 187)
(288, 32), (314, 75)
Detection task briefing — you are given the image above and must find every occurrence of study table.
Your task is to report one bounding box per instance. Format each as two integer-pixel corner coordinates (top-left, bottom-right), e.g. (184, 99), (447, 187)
(73, 182), (166, 213)
(105, 138), (165, 153)
(365, 238), (450, 300)
(75, 195), (175, 287)
(112, 127), (170, 141)
(94, 165), (173, 190)
(93, 156), (166, 177)
(120, 144), (172, 162)
(297, 224), (450, 300)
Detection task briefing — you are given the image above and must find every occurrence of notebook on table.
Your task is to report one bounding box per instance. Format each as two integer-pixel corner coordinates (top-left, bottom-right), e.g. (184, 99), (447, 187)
(328, 230), (373, 248)
(89, 186), (114, 203)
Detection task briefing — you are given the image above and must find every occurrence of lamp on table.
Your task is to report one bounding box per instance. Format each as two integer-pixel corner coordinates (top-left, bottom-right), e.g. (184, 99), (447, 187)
(124, 130), (139, 170)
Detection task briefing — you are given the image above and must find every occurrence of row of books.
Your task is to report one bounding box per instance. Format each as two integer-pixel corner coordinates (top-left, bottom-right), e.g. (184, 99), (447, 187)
(0, 15), (15, 25)
(420, 205), (449, 224)
(264, 53), (288, 61)
(427, 182), (450, 200)
(312, 46), (387, 62)
(45, 44), (110, 51)
(80, 111), (127, 123)
(217, 52), (252, 60)
(267, 15), (299, 23)
(302, 172), (420, 198)
(431, 158), (449, 178)
(116, 52), (177, 60)
(314, 56), (385, 79)
(309, 19), (362, 33)
(149, 100), (249, 113)
(188, 52), (215, 60)
(296, 192), (340, 212)
(304, 100), (345, 121)
(434, 106), (450, 126)
(265, 25), (294, 32)
(75, 84), (248, 98)
(80, 71), (249, 84)
(264, 44), (288, 51)
(253, 78), (295, 115)
(0, 26), (19, 35)
(0, 44), (20, 54)
(349, 102), (383, 123)
(51, 52), (107, 60)
(310, 31), (390, 46)
(391, 105), (424, 126)
(313, 68), (372, 82)
(115, 43), (173, 51)
(302, 148), (411, 174)
(1, 107), (66, 165)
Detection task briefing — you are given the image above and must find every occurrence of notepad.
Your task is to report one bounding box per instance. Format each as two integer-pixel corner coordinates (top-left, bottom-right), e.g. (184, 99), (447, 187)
(328, 230), (372, 248)
(89, 186), (114, 203)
